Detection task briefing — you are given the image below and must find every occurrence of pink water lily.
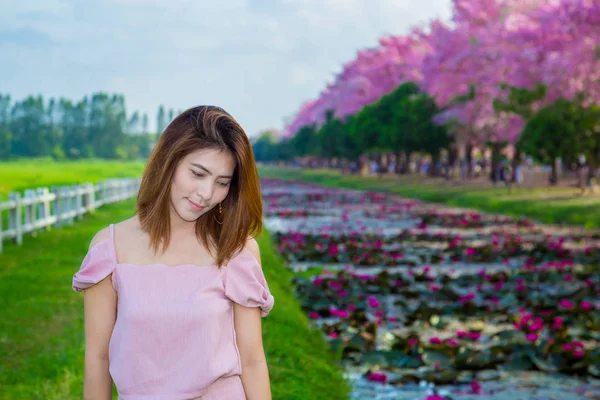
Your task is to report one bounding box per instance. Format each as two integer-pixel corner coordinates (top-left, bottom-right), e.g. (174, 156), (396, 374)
(367, 296), (380, 308)
(573, 349), (585, 358)
(429, 337), (442, 344)
(459, 293), (475, 303)
(367, 372), (387, 384)
(559, 299), (574, 309)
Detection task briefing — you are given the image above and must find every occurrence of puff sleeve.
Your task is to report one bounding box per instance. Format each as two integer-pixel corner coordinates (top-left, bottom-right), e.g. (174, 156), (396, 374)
(224, 247), (275, 317)
(72, 238), (117, 292)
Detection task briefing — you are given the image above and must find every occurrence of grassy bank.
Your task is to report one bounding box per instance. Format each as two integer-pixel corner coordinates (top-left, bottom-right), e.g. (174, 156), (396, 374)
(0, 199), (350, 399)
(0, 158), (146, 196)
(258, 166), (600, 229)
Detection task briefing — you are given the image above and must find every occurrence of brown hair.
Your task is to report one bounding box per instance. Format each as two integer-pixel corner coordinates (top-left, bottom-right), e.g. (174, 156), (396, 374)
(136, 105), (263, 268)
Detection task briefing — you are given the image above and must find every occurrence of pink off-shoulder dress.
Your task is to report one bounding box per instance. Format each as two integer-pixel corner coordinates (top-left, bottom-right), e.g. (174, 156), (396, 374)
(72, 224), (275, 400)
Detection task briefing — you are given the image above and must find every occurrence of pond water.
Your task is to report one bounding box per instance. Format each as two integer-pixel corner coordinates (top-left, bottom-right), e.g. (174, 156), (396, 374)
(261, 179), (600, 400)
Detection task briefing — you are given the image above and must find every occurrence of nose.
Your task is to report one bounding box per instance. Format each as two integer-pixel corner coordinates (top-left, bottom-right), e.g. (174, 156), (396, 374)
(195, 180), (214, 202)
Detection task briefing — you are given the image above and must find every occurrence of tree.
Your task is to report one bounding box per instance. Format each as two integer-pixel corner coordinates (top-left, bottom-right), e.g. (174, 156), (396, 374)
(157, 105), (166, 135)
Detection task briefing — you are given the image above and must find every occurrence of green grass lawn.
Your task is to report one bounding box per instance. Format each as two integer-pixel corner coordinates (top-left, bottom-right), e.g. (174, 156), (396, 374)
(0, 158), (146, 196)
(258, 166), (600, 229)
(0, 199), (351, 399)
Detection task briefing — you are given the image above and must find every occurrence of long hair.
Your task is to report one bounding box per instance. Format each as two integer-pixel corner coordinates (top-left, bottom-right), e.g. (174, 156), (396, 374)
(136, 105), (262, 268)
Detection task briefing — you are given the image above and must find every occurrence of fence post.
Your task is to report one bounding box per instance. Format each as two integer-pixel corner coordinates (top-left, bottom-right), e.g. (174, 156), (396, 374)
(75, 184), (83, 220)
(51, 186), (61, 228)
(24, 189), (36, 237)
(67, 185), (75, 225)
(88, 183), (96, 213)
(8, 192), (23, 245)
(38, 187), (51, 231)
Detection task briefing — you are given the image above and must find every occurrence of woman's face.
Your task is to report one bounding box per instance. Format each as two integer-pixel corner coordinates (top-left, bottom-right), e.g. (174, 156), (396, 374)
(170, 147), (236, 222)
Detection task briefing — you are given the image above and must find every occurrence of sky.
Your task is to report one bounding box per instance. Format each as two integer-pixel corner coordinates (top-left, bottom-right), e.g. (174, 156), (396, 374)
(0, 0), (453, 138)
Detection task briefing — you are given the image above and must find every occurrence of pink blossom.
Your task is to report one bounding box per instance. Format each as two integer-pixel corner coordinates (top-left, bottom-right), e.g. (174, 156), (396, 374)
(572, 340), (585, 349)
(431, 284), (440, 292)
(309, 312), (320, 319)
(552, 317), (563, 329)
(456, 331), (467, 338)
(312, 277), (324, 286)
(348, 304), (357, 311)
(559, 299), (574, 309)
(338, 290), (348, 297)
(459, 292), (475, 303)
(470, 381), (482, 394)
(408, 338), (418, 346)
(562, 344), (573, 351)
(573, 349), (585, 358)
(429, 337), (442, 345)
(367, 296), (380, 308)
(581, 301), (593, 310)
(389, 316), (397, 322)
(526, 333), (538, 342)
(329, 332), (338, 339)
(367, 372), (387, 384)
(466, 247), (477, 256)
(424, 396), (446, 400)
(374, 311), (384, 318)
(468, 332), (481, 341)
(446, 338), (460, 346)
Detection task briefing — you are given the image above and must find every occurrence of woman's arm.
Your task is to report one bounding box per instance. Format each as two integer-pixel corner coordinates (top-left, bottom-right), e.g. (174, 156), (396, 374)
(82, 229), (118, 400)
(234, 238), (272, 400)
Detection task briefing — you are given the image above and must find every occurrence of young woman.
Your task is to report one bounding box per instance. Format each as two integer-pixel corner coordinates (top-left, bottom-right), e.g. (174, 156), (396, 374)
(72, 105), (275, 400)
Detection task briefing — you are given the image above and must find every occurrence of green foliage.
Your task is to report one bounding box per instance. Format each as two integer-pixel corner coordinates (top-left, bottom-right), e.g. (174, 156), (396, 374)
(253, 82), (452, 163)
(493, 83), (547, 119)
(518, 99), (600, 166)
(0, 92), (164, 161)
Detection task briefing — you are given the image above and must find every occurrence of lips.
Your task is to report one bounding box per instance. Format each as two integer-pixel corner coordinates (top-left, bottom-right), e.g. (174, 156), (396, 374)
(188, 199), (206, 211)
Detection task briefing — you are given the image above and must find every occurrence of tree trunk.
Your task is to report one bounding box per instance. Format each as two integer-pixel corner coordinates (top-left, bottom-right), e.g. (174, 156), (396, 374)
(429, 152), (440, 177)
(549, 162), (558, 186)
(511, 148), (522, 183)
(465, 142), (473, 178)
(490, 142), (503, 184)
(401, 152), (412, 174)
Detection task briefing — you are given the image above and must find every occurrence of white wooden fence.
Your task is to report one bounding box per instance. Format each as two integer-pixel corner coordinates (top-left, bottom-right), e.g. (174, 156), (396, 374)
(0, 178), (141, 253)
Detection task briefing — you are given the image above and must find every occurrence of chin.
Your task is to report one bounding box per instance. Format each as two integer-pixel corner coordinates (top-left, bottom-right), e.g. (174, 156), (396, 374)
(171, 203), (204, 223)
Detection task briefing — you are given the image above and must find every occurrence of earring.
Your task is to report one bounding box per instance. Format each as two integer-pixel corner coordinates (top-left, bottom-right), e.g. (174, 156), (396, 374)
(214, 202), (224, 225)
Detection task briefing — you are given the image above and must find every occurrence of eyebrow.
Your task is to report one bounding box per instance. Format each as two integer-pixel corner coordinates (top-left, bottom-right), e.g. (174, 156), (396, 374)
(190, 163), (233, 179)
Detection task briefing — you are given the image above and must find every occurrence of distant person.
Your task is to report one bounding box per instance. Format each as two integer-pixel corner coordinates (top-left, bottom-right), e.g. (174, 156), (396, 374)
(72, 106), (275, 399)
(576, 155), (589, 194)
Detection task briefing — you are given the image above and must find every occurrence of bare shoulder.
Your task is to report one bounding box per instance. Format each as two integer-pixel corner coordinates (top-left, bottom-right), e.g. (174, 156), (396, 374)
(113, 217), (139, 237)
(244, 236), (261, 265)
(89, 217), (137, 250)
(89, 226), (111, 250)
